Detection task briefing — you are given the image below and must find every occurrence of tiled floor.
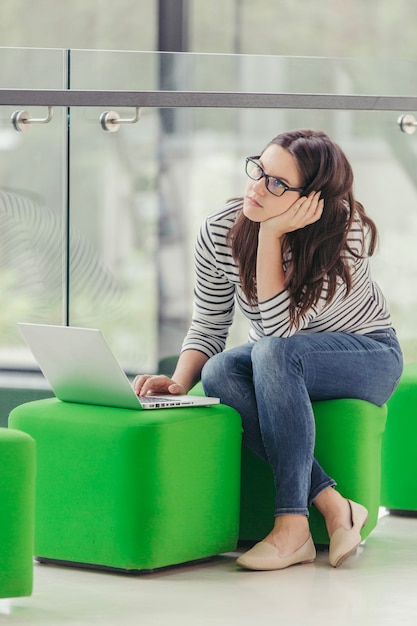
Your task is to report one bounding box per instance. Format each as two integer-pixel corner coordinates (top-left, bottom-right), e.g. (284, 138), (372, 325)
(2, 509), (416, 626)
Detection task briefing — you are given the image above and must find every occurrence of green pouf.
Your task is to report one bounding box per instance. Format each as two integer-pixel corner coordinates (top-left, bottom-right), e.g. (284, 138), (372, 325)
(381, 362), (417, 512)
(9, 398), (242, 572)
(0, 428), (35, 598)
(239, 399), (387, 545)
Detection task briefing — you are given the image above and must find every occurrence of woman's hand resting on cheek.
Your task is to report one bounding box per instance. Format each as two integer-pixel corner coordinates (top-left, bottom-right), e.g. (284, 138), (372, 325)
(260, 191), (324, 239)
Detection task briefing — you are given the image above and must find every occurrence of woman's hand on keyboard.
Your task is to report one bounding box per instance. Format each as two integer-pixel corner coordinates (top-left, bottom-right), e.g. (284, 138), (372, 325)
(132, 374), (186, 397)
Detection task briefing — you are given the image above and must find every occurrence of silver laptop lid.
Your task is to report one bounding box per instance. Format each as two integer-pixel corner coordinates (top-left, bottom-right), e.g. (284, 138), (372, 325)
(17, 323), (219, 410)
(18, 323), (143, 410)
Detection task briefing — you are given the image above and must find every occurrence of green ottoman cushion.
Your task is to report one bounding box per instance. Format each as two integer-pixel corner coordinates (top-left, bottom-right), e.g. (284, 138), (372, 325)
(381, 362), (417, 512)
(239, 399), (387, 545)
(189, 382), (386, 545)
(9, 398), (242, 572)
(0, 427), (35, 598)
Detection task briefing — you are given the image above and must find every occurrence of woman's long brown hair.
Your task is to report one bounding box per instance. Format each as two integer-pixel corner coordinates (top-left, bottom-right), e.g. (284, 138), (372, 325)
(227, 129), (378, 328)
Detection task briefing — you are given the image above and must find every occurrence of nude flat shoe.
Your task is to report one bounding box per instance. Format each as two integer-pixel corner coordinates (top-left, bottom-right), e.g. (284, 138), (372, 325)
(236, 535), (316, 571)
(329, 499), (369, 568)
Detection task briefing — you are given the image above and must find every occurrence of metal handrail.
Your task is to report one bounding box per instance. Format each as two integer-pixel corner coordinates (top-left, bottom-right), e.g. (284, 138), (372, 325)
(1, 88), (417, 111)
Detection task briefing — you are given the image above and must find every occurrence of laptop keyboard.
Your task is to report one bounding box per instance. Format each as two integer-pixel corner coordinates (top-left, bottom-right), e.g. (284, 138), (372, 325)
(139, 396), (173, 404)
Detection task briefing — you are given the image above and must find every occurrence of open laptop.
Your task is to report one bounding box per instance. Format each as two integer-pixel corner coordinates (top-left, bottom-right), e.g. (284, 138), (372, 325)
(17, 323), (219, 410)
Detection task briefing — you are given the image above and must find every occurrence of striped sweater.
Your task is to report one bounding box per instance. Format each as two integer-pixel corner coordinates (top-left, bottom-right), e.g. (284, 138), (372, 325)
(181, 200), (392, 359)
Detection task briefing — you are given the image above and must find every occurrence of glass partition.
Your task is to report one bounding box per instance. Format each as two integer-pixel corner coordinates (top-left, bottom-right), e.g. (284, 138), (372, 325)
(66, 104), (161, 371)
(0, 47), (66, 369)
(1, 48), (417, 375)
(67, 50), (417, 369)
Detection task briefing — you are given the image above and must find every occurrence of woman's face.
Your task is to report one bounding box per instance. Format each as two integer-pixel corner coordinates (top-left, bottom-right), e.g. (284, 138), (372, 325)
(243, 144), (304, 223)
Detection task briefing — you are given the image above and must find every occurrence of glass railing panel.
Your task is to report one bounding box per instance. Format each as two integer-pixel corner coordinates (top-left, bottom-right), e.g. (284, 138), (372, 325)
(349, 109), (417, 363)
(168, 105), (417, 364)
(0, 46), (66, 89)
(198, 105), (417, 361)
(67, 61), (417, 372)
(70, 48), (417, 97)
(67, 104), (161, 372)
(0, 47), (66, 369)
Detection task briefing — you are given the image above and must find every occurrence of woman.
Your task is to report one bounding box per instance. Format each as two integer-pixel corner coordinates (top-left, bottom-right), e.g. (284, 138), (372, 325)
(133, 129), (403, 571)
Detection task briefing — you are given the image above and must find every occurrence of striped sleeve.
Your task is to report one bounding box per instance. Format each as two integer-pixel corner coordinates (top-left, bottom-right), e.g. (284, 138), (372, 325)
(181, 206), (238, 357)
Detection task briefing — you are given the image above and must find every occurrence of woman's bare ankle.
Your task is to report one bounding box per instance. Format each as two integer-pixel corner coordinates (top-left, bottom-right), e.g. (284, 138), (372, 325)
(263, 514), (310, 556)
(313, 488), (352, 537)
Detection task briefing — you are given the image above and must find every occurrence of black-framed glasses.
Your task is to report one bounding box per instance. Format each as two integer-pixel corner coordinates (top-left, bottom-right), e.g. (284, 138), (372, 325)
(245, 156), (305, 197)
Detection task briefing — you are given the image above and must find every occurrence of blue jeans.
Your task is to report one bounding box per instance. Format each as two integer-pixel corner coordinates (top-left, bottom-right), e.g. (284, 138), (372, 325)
(201, 329), (403, 517)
